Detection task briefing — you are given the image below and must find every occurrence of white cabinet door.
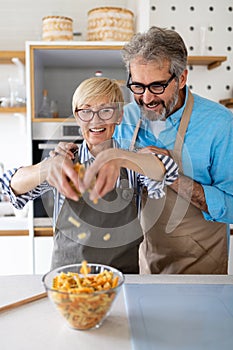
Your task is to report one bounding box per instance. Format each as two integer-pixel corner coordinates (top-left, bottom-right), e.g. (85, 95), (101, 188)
(0, 236), (32, 275)
(34, 237), (53, 275)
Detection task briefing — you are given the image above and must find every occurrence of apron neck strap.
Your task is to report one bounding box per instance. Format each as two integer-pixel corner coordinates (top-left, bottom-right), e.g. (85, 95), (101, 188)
(130, 118), (142, 151)
(172, 89), (194, 172)
(129, 89), (194, 172)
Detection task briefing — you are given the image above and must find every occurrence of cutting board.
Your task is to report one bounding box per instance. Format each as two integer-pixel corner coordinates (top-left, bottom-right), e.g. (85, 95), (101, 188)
(124, 283), (233, 350)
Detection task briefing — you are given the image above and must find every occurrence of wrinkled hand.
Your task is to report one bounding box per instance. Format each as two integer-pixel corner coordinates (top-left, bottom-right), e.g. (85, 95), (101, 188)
(138, 146), (171, 157)
(45, 154), (82, 201)
(49, 142), (78, 160)
(81, 149), (121, 200)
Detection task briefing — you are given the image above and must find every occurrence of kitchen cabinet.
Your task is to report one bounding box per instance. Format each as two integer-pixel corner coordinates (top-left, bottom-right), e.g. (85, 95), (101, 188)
(27, 42), (130, 122)
(0, 236), (32, 275)
(0, 51), (26, 114)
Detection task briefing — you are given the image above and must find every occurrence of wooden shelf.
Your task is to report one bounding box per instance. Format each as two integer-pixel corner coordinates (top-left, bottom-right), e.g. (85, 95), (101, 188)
(219, 98), (233, 108)
(187, 56), (227, 70)
(32, 117), (75, 122)
(0, 51), (25, 64)
(0, 106), (26, 113)
(0, 230), (29, 236)
(0, 51), (225, 70)
(34, 226), (53, 237)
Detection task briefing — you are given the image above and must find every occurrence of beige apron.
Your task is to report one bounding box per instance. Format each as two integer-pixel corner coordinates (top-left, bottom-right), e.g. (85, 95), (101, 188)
(133, 90), (228, 274)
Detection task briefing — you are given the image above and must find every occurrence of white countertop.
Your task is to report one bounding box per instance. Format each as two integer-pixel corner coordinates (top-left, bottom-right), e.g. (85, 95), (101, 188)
(1, 274), (233, 350)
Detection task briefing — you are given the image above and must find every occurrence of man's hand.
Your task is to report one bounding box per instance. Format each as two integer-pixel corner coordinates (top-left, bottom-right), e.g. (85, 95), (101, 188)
(137, 146), (171, 157)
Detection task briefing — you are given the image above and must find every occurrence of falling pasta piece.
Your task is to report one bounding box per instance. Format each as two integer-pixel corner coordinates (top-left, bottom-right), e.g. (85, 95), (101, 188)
(77, 232), (87, 240)
(68, 216), (81, 228)
(92, 198), (98, 204)
(103, 233), (111, 241)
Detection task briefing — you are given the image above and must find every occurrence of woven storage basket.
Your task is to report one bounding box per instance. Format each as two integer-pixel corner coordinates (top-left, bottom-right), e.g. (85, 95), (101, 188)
(87, 7), (134, 41)
(42, 16), (73, 41)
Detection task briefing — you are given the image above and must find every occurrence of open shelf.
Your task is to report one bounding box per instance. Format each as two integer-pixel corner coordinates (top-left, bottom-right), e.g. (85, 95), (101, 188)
(219, 98), (233, 109)
(32, 117), (75, 122)
(0, 50), (226, 70)
(187, 56), (227, 70)
(0, 106), (26, 114)
(0, 51), (25, 64)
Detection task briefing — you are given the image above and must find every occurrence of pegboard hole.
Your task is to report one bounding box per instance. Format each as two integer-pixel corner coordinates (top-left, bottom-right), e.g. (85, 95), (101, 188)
(190, 6), (195, 11)
(207, 85), (212, 90)
(151, 6), (156, 11)
(226, 85), (231, 90)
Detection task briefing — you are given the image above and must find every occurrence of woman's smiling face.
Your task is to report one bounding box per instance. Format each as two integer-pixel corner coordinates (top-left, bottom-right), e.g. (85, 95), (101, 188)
(75, 97), (122, 152)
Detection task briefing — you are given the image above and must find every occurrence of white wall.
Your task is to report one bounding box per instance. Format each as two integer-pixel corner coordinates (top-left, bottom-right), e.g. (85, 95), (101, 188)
(0, 0), (135, 49)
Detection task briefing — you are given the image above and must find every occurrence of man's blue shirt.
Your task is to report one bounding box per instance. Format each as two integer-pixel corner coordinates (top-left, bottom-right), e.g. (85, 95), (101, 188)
(114, 86), (233, 224)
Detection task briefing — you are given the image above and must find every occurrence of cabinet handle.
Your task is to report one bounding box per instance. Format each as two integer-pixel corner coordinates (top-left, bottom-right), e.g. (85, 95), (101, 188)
(38, 143), (58, 150)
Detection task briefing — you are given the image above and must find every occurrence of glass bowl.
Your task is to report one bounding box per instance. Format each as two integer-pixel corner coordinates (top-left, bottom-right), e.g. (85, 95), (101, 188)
(42, 263), (125, 330)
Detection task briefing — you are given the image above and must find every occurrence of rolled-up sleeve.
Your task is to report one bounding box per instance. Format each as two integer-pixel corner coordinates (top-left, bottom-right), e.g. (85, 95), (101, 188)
(0, 168), (51, 210)
(138, 154), (178, 199)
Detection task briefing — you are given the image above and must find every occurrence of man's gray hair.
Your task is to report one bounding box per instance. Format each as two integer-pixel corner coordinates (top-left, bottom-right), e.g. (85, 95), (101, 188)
(122, 26), (187, 77)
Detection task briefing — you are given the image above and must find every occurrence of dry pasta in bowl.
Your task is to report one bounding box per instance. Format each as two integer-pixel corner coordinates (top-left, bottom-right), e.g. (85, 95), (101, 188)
(42, 261), (125, 330)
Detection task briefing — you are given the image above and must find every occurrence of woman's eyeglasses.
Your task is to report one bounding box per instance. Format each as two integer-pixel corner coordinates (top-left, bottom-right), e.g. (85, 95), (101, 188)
(75, 106), (117, 122)
(127, 73), (176, 95)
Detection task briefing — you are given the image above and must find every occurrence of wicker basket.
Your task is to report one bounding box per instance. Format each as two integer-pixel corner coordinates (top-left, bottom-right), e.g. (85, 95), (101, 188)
(42, 16), (73, 41)
(87, 7), (134, 41)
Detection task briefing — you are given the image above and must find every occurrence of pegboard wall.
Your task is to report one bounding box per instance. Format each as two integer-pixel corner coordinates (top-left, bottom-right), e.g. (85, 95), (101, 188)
(148, 0), (233, 103)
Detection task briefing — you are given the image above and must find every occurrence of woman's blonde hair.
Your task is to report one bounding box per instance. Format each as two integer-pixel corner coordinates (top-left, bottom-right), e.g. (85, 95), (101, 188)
(72, 77), (124, 115)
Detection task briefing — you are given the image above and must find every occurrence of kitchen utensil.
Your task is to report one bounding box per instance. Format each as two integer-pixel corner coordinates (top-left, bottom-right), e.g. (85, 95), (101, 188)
(0, 292), (47, 313)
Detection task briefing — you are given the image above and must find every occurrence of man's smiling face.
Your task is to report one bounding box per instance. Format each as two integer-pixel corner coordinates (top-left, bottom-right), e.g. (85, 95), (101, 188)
(130, 57), (187, 121)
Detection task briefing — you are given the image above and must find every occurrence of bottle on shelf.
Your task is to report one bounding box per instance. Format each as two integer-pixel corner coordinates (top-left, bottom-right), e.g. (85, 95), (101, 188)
(38, 89), (50, 118)
(50, 100), (59, 118)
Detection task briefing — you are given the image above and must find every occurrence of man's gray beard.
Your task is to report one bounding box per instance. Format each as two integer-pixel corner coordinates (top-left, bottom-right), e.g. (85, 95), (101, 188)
(140, 106), (166, 121)
(139, 87), (179, 122)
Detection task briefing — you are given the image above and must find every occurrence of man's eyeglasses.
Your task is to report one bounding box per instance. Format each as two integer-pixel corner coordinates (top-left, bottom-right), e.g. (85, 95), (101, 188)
(75, 106), (117, 122)
(126, 73), (176, 95)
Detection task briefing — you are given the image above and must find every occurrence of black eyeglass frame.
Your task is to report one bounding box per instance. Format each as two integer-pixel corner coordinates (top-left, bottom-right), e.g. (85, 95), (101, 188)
(75, 106), (118, 122)
(126, 72), (176, 95)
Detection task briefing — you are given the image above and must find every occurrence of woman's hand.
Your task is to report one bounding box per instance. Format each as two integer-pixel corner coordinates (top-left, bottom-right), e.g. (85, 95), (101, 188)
(81, 149), (121, 200)
(49, 142), (78, 160)
(82, 147), (166, 200)
(44, 155), (82, 201)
